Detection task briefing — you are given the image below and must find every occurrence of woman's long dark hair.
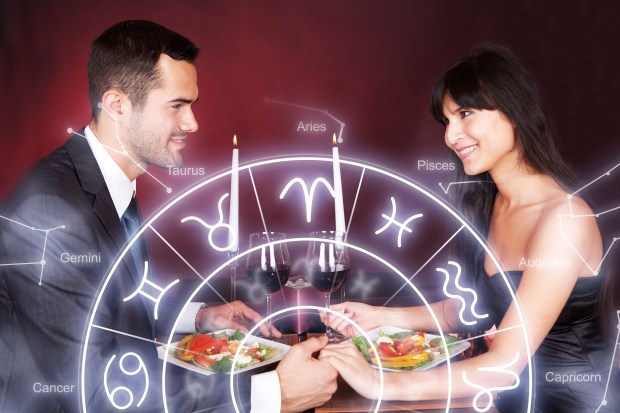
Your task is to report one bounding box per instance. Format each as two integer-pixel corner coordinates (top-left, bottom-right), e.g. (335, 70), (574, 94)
(429, 44), (587, 342)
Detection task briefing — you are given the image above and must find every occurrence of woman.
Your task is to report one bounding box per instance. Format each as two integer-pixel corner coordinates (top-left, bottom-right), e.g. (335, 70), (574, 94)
(319, 44), (614, 412)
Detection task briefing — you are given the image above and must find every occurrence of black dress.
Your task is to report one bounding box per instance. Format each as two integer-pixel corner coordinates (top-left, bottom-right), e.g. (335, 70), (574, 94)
(475, 271), (616, 413)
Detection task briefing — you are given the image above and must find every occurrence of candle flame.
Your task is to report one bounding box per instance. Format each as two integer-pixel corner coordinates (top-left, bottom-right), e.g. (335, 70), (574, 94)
(233, 134), (237, 148)
(332, 133), (337, 146)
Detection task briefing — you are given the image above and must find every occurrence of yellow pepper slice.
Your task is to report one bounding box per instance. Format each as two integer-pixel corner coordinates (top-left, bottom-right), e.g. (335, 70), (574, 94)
(371, 352), (430, 368)
(175, 334), (196, 361)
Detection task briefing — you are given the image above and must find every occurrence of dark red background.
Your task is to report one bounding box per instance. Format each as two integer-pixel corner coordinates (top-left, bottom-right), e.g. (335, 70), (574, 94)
(2, 1), (619, 317)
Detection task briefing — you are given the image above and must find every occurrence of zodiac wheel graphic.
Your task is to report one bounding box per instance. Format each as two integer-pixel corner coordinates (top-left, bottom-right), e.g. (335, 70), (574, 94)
(80, 156), (532, 412)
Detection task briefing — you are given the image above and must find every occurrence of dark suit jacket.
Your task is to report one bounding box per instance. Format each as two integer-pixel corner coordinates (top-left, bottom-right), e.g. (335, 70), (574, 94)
(0, 133), (250, 413)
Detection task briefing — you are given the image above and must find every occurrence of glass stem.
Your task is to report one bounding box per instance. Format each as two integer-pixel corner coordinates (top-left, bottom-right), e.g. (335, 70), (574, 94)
(325, 292), (331, 332)
(266, 293), (273, 336)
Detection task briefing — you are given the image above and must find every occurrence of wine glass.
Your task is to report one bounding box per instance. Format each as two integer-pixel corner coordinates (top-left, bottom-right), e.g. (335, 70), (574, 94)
(305, 230), (349, 342)
(246, 232), (291, 338)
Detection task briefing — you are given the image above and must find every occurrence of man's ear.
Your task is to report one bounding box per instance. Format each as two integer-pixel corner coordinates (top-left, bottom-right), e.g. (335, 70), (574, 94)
(100, 89), (131, 122)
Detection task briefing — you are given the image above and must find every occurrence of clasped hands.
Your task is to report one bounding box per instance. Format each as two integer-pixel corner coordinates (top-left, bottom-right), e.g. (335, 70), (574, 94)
(197, 301), (382, 411)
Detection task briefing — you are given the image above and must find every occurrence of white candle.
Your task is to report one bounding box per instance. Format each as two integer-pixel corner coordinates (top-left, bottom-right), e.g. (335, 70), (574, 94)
(332, 133), (346, 242)
(328, 243), (335, 271)
(319, 242), (326, 272)
(269, 244), (276, 269)
(228, 135), (239, 252)
(261, 246), (267, 271)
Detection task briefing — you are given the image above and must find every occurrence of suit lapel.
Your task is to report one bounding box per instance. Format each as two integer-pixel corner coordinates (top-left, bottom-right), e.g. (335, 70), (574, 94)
(64, 132), (155, 337)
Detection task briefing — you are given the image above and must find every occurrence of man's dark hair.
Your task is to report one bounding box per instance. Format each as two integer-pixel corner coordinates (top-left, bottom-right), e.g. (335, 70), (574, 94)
(87, 20), (199, 121)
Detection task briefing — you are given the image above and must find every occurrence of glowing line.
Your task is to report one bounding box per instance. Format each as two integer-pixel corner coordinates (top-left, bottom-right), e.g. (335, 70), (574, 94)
(595, 309), (620, 412)
(180, 193), (236, 252)
(228, 306), (384, 413)
(450, 261), (489, 320)
(279, 177), (335, 222)
(444, 325), (523, 347)
(346, 167), (366, 235)
(83, 156), (533, 413)
(0, 262), (41, 266)
(462, 352), (521, 413)
(438, 261), (489, 326)
(0, 215), (65, 232)
(571, 162), (620, 195)
(162, 237), (454, 413)
(383, 225), (465, 306)
(121, 260), (180, 320)
(248, 168), (269, 235)
(265, 97), (346, 143)
(438, 180), (492, 194)
(37, 230), (50, 285)
(69, 119), (173, 193)
(375, 197), (423, 247)
(558, 215), (618, 276)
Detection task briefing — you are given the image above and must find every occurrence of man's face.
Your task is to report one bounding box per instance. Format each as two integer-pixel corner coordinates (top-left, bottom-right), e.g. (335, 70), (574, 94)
(125, 54), (199, 169)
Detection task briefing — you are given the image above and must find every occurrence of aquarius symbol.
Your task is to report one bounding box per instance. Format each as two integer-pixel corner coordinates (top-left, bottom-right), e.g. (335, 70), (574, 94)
(180, 193), (236, 252)
(123, 261), (179, 320)
(279, 177), (336, 222)
(462, 352), (521, 412)
(437, 261), (488, 326)
(375, 197), (423, 247)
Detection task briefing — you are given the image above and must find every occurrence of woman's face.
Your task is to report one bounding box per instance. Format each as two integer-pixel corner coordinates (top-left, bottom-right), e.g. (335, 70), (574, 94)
(442, 97), (519, 176)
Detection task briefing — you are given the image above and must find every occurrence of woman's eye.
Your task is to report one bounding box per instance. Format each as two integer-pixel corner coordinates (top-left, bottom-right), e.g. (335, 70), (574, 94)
(459, 110), (471, 118)
(442, 117), (449, 125)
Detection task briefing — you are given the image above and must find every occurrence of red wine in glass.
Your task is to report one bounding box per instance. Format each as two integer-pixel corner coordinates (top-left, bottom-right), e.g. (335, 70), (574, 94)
(246, 264), (291, 294)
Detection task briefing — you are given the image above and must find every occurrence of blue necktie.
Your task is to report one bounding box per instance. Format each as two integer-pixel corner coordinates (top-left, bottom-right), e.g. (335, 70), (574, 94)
(121, 195), (148, 273)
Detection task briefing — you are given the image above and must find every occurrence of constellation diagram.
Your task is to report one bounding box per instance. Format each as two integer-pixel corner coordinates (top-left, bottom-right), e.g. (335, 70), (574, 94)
(279, 178), (336, 223)
(560, 162), (620, 276)
(0, 215), (65, 285)
(438, 180), (492, 194)
(375, 197), (423, 248)
(436, 260), (488, 326)
(67, 104), (174, 194)
(122, 261), (180, 321)
(180, 193), (236, 252)
(595, 309), (620, 412)
(462, 352), (521, 413)
(265, 97), (346, 143)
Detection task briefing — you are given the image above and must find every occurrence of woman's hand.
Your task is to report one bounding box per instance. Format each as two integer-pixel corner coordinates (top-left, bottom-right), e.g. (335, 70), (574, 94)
(319, 342), (381, 400)
(320, 301), (382, 338)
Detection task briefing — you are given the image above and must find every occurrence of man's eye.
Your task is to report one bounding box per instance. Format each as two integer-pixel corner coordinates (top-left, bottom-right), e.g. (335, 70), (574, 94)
(172, 104), (182, 109)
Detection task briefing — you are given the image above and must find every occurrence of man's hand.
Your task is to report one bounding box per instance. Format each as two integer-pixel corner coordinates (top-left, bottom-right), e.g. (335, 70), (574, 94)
(195, 301), (281, 338)
(277, 336), (338, 412)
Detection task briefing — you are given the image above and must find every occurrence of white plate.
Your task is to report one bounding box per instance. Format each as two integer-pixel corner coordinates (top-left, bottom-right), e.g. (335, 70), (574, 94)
(348, 326), (470, 372)
(157, 329), (291, 376)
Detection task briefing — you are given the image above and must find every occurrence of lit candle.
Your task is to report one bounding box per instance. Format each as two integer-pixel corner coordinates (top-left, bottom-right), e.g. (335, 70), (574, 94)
(319, 242), (326, 272)
(332, 133), (346, 241)
(228, 135), (239, 252)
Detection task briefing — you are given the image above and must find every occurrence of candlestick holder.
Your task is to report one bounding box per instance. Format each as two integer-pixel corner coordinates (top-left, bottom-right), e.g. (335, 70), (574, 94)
(228, 250), (239, 301)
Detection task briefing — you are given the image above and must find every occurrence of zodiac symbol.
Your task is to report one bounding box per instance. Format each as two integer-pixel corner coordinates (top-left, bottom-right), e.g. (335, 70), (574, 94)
(123, 261), (179, 320)
(279, 177), (336, 222)
(348, 271), (379, 299)
(437, 261), (488, 326)
(104, 352), (150, 410)
(462, 352), (521, 413)
(375, 197), (423, 247)
(181, 193), (236, 252)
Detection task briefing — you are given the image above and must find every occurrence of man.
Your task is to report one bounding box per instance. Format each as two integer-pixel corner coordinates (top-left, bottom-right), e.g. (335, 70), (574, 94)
(0, 20), (336, 412)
